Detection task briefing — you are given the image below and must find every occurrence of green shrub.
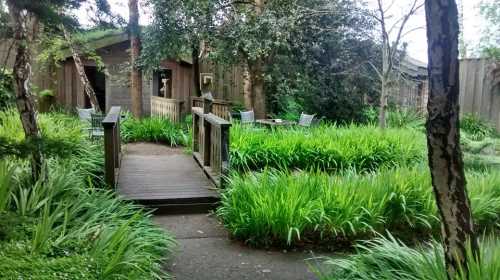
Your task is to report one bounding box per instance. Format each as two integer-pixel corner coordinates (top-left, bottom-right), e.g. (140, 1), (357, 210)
(461, 114), (496, 140)
(121, 116), (190, 146)
(0, 71), (14, 110)
(230, 124), (426, 172)
(387, 109), (425, 129)
(217, 168), (500, 248)
(314, 235), (500, 280)
(0, 159), (176, 279)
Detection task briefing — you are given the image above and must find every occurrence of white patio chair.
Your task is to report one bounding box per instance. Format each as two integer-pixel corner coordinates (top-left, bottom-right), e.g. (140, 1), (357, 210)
(240, 110), (255, 125)
(77, 108), (95, 123)
(298, 112), (315, 127)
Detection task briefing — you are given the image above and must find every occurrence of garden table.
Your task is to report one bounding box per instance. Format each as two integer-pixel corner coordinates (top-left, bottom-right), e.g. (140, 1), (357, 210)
(255, 119), (296, 129)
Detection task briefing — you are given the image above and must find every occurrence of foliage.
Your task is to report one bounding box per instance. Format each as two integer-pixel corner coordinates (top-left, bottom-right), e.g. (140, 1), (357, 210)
(0, 70), (14, 110)
(478, 0), (500, 59)
(460, 113), (496, 141)
(387, 109), (425, 129)
(121, 116), (190, 146)
(217, 167), (500, 248)
(0, 109), (175, 278)
(0, 160), (175, 279)
(314, 235), (500, 280)
(230, 124), (426, 172)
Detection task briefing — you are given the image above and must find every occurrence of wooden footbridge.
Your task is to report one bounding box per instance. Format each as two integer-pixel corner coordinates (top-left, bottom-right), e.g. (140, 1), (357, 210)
(101, 101), (230, 211)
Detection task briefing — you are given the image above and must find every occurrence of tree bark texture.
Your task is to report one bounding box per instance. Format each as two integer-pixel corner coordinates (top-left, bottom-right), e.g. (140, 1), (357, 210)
(250, 61), (266, 119)
(243, 62), (253, 110)
(7, 1), (44, 181)
(62, 26), (102, 113)
(129, 0), (143, 118)
(250, 0), (266, 119)
(192, 43), (201, 97)
(425, 0), (478, 278)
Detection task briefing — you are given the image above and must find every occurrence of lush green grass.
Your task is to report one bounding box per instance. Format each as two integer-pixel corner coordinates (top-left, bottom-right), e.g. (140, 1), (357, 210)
(217, 167), (500, 248)
(0, 110), (176, 279)
(121, 116), (190, 146)
(230, 124), (426, 172)
(314, 235), (500, 280)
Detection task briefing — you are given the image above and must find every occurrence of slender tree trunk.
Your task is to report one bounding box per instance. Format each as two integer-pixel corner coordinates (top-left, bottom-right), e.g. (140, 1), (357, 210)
(129, 0), (143, 118)
(242, 62), (253, 110)
(251, 61), (266, 119)
(62, 26), (101, 112)
(7, 1), (44, 181)
(425, 0), (478, 278)
(379, 42), (389, 129)
(251, 0), (266, 118)
(192, 43), (201, 97)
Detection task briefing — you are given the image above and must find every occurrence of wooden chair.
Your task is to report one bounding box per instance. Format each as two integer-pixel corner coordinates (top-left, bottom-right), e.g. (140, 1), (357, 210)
(298, 112), (315, 127)
(240, 110), (255, 124)
(89, 113), (105, 140)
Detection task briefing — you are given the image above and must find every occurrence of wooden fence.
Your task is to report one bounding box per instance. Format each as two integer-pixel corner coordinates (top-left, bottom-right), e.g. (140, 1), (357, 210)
(459, 59), (500, 131)
(103, 106), (122, 187)
(151, 96), (184, 123)
(192, 96), (232, 121)
(192, 99), (231, 187)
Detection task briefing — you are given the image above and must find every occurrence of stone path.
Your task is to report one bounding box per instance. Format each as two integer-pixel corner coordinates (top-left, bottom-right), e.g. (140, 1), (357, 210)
(154, 213), (332, 280)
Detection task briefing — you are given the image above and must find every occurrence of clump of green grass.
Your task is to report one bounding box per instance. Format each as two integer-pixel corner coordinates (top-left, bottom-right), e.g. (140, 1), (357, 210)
(217, 167), (500, 248)
(230, 124), (426, 172)
(0, 159), (175, 279)
(314, 235), (500, 280)
(461, 113), (496, 141)
(121, 116), (190, 146)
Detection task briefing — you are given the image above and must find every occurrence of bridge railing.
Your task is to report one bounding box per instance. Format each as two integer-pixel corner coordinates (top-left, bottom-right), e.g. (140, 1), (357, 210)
(192, 98), (231, 187)
(151, 96), (184, 123)
(191, 96), (231, 121)
(102, 106), (122, 187)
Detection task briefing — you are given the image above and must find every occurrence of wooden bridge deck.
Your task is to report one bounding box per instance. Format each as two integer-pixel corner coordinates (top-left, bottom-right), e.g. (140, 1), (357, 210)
(117, 143), (219, 207)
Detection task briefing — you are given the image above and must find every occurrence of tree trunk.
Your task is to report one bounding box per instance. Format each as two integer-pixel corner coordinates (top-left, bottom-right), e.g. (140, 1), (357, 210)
(251, 0), (266, 119)
(192, 43), (201, 97)
(7, 1), (44, 181)
(242, 62), (253, 110)
(379, 39), (389, 129)
(425, 0), (478, 278)
(129, 0), (143, 118)
(62, 26), (101, 113)
(251, 61), (266, 119)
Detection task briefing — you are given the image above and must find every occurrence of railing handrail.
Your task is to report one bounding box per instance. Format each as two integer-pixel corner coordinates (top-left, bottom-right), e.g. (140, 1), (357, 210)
(102, 106), (121, 126)
(191, 96), (232, 105)
(103, 106), (122, 187)
(192, 98), (231, 187)
(152, 96), (184, 104)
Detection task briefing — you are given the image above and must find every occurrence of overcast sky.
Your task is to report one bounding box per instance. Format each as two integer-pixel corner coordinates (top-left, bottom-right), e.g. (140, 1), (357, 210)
(78, 0), (486, 63)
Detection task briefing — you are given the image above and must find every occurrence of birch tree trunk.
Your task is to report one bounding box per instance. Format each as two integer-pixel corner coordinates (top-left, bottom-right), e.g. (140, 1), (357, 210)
(425, 0), (478, 277)
(129, 0), (143, 118)
(62, 26), (101, 113)
(7, 1), (44, 181)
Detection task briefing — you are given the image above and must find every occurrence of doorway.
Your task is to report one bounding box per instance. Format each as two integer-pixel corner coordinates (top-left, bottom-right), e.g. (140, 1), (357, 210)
(84, 66), (106, 111)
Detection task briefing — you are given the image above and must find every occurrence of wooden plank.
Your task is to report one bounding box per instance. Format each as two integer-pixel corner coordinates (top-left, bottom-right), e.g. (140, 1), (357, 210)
(117, 144), (218, 205)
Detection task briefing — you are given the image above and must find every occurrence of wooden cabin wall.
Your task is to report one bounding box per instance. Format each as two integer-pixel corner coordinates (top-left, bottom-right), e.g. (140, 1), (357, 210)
(200, 61), (244, 105)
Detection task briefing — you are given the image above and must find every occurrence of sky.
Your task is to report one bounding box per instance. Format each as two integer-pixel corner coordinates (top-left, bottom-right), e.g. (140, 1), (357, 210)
(78, 0), (486, 63)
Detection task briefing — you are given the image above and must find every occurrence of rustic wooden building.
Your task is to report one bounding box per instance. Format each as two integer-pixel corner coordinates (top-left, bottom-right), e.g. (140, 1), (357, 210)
(34, 30), (195, 118)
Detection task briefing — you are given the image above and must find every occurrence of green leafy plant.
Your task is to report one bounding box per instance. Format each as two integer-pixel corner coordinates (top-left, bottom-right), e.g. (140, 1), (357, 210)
(314, 235), (500, 280)
(387, 109), (425, 129)
(121, 116), (190, 146)
(218, 167), (500, 248)
(461, 113), (496, 140)
(230, 123), (426, 172)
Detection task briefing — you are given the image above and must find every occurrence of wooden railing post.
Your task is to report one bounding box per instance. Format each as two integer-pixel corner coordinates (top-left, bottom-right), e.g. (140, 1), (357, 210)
(203, 97), (213, 114)
(102, 106), (122, 187)
(220, 124), (230, 187)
